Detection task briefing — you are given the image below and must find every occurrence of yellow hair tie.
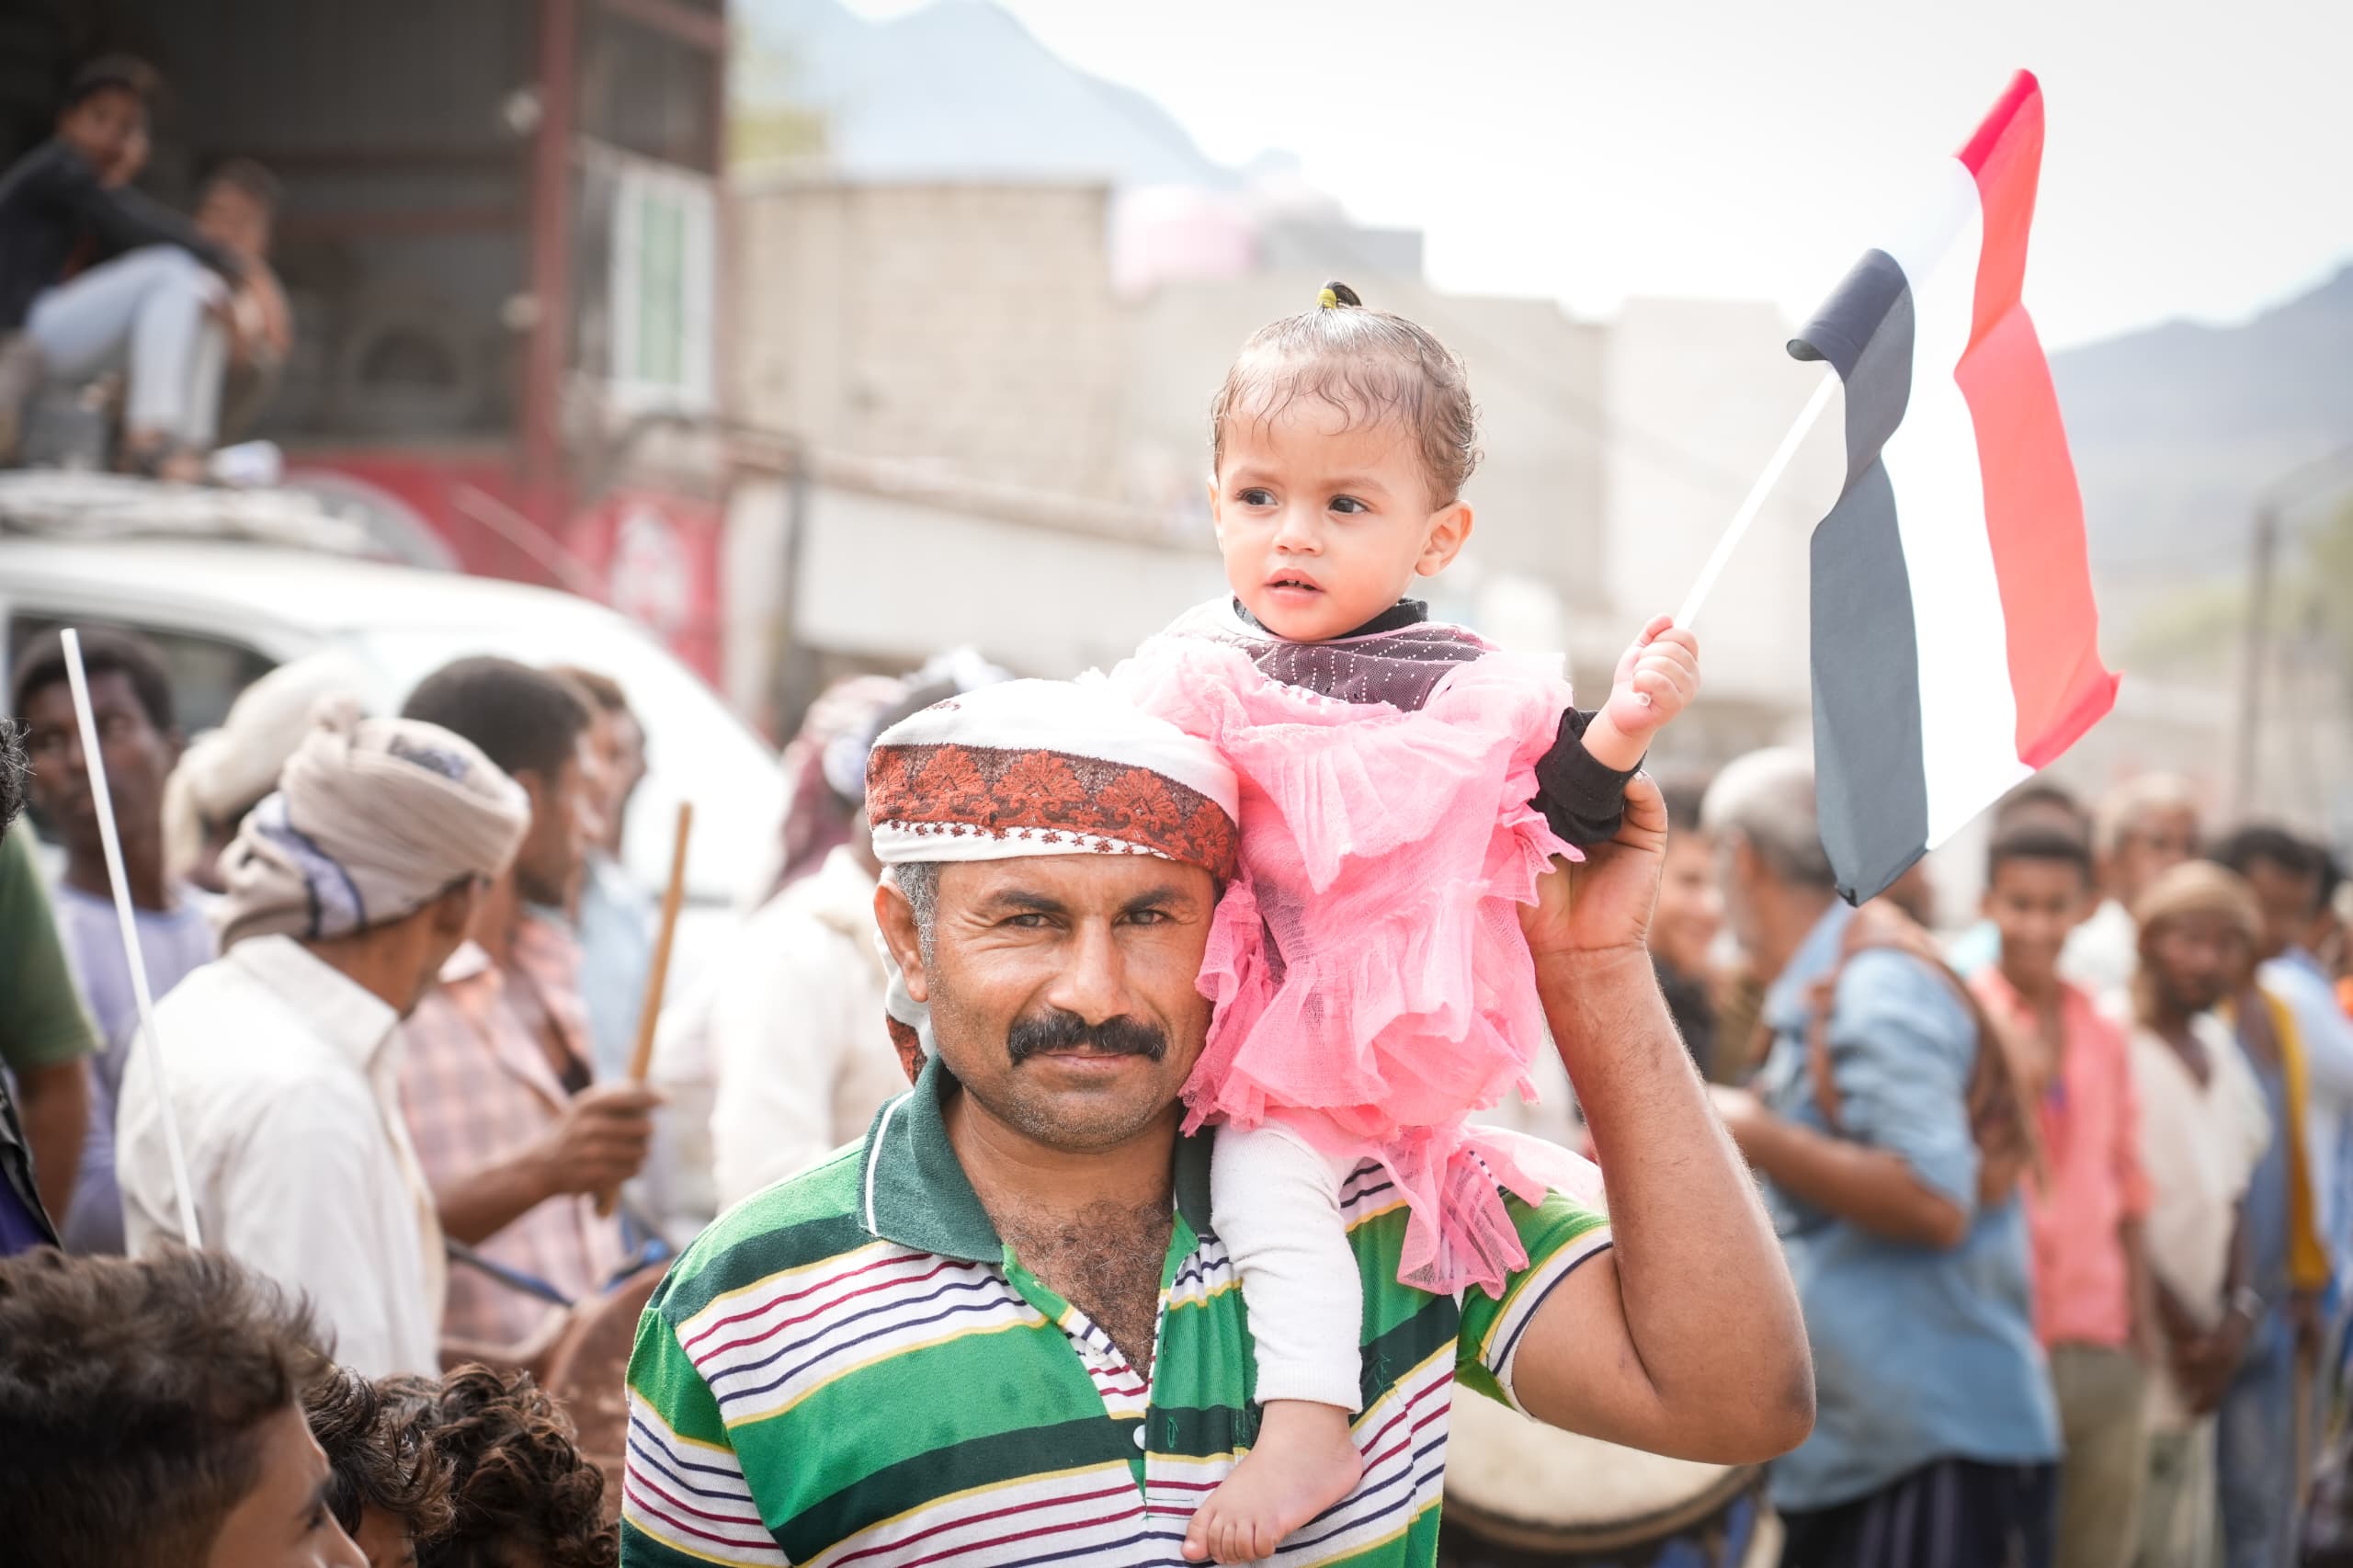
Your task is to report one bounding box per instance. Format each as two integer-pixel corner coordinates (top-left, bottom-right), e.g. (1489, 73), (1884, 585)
(1317, 287), (1338, 309)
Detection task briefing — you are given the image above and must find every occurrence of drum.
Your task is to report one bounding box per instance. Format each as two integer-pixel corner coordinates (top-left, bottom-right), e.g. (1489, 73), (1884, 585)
(541, 1262), (669, 1522)
(1439, 1389), (1779, 1567)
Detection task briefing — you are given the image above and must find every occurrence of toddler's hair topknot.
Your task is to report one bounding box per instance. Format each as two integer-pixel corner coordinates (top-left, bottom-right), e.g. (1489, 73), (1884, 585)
(1210, 279), (1483, 506)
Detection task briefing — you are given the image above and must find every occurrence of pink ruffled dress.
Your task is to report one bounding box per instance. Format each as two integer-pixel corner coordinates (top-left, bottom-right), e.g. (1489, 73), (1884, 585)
(1118, 599), (1581, 1297)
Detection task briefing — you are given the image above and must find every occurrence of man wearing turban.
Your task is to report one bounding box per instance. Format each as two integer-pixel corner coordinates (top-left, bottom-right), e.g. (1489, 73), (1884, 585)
(620, 678), (1812, 1568)
(118, 703), (529, 1376)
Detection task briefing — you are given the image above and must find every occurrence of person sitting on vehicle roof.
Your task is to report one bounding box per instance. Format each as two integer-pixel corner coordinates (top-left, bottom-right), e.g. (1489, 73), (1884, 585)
(0, 55), (247, 480)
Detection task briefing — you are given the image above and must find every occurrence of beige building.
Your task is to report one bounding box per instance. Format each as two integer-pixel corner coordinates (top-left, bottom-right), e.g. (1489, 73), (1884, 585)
(731, 174), (1132, 504)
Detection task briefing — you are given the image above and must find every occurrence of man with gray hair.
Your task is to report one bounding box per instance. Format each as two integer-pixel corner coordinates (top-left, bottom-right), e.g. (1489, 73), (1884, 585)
(1703, 747), (2060, 1567)
(119, 702), (530, 1375)
(2066, 772), (2201, 1001)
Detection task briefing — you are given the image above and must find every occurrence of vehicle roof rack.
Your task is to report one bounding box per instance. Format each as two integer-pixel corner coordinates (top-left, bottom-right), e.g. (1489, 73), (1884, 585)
(0, 471), (376, 554)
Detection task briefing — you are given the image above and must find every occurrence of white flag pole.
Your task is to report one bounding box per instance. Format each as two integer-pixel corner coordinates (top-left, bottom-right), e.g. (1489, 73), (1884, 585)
(60, 630), (202, 1248)
(1674, 372), (1839, 630)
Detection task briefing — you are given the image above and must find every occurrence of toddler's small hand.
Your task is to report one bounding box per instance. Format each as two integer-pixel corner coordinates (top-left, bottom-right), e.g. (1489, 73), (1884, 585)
(1600, 615), (1699, 742)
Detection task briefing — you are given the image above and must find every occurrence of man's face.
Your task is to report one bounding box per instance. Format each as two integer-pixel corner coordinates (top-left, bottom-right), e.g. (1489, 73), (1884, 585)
(1983, 856), (2089, 993)
(2242, 858), (2320, 964)
(511, 746), (596, 907)
(20, 671), (176, 858)
(900, 855), (1218, 1152)
(196, 182), (273, 263)
(399, 881), (488, 1017)
(609, 711), (647, 823)
(56, 86), (143, 176)
(202, 1403), (367, 1568)
(2109, 806), (2199, 905)
(2146, 911), (2247, 1017)
(579, 709), (645, 855)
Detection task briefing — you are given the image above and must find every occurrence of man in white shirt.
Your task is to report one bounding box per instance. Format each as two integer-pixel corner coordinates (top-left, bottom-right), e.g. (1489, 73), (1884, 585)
(705, 840), (907, 1207)
(119, 701), (528, 1376)
(2129, 862), (2278, 1566)
(2065, 772), (2201, 1003)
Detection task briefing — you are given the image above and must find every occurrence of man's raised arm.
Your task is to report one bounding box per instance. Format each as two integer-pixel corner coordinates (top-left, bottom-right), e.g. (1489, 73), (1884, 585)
(1504, 773), (1813, 1464)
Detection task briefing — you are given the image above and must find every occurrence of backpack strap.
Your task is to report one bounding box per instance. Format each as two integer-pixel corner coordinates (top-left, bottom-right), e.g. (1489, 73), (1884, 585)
(1803, 902), (2048, 1209)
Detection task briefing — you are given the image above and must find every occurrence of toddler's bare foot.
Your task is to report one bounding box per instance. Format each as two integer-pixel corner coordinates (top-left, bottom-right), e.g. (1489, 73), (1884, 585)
(1181, 1399), (1362, 1563)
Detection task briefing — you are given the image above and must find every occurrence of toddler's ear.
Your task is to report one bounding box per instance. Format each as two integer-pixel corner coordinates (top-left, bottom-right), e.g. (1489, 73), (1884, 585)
(1416, 501), (1473, 577)
(1205, 477), (1224, 540)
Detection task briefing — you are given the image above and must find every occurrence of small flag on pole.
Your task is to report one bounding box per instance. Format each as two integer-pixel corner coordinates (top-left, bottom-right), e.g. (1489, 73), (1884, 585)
(1795, 69), (2118, 904)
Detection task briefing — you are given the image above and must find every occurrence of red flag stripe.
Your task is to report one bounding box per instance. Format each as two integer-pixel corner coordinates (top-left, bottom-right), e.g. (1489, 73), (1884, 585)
(1951, 71), (2120, 767)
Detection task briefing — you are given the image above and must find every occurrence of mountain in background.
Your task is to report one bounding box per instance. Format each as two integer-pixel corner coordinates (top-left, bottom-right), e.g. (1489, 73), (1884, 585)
(735, 0), (1234, 187)
(2052, 263), (2353, 588)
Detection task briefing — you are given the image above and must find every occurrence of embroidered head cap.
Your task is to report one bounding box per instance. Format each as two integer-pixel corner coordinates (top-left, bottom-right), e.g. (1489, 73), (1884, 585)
(865, 677), (1239, 880)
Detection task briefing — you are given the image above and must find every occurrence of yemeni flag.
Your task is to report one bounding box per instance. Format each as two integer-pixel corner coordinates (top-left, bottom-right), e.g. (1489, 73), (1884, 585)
(1794, 69), (2118, 904)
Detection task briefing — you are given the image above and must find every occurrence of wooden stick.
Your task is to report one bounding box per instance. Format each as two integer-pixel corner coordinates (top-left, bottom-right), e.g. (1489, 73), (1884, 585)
(596, 801), (693, 1218)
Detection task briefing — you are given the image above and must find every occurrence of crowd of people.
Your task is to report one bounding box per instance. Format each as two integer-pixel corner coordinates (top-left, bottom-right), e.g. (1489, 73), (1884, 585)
(1677, 752), (2353, 1567)
(0, 54), (289, 478)
(0, 159), (2343, 1566)
(0, 647), (636, 1565)
(6, 619), (2347, 1567)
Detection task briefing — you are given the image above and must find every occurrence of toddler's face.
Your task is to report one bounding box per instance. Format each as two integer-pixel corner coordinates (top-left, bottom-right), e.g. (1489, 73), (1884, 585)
(1211, 401), (1469, 642)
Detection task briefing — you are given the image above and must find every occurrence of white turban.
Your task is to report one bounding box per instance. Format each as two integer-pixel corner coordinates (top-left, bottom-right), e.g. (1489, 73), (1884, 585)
(216, 700), (530, 949)
(163, 652), (369, 884)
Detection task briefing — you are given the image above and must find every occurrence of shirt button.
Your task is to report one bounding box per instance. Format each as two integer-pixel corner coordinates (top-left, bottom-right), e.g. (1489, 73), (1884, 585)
(1132, 1426), (1147, 1450)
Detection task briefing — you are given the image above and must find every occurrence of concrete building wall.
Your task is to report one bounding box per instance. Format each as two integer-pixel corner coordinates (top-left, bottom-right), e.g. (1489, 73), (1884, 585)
(732, 176), (1131, 501)
(1601, 297), (1846, 745)
(727, 474), (1224, 686)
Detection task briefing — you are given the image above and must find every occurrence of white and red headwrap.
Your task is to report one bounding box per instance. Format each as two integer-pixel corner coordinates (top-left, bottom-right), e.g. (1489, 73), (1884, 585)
(865, 677), (1241, 1073)
(865, 676), (1240, 879)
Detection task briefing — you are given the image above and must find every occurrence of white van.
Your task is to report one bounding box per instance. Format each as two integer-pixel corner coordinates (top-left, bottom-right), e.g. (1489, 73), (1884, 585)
(0, 477), (786, 960)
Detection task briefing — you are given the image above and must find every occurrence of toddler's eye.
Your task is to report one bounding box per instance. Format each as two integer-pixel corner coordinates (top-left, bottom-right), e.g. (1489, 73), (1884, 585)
(1238, 487), (1275, 507)
(1329, 495), (1369, 515)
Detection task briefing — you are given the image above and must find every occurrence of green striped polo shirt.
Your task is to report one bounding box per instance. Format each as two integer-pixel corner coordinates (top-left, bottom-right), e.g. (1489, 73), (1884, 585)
(620, 1059), (1611, 1567)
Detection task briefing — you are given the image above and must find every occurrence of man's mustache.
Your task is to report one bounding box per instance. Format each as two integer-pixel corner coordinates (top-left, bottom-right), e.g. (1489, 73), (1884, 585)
(1006, 1007), (1168, 1065)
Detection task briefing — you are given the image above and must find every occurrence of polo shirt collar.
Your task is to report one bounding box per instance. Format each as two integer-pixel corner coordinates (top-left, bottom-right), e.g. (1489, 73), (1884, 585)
(226, 933), (402, 1070)
(858, 1054), (1216, 1264)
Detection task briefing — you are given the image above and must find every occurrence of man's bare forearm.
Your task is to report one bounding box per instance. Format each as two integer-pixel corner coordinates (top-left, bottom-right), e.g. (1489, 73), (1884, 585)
(1536, 949), (1811, 1449)
(16, 1060), (89, 1221)
(1728, 1110), (1967, 1250)
(433, 1153), (553, 1246)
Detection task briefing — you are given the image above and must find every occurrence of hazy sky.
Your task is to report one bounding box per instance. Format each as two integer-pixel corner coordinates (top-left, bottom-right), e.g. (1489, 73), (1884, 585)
(846, 0), (2352, 347)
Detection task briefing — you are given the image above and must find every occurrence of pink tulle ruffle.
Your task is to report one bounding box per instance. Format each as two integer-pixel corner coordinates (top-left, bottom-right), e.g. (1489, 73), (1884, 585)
(1119, 633), (1578, 1297)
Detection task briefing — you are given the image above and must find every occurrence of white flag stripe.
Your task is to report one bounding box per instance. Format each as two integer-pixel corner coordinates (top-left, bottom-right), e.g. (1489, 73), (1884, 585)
(1876, 159), (2032, 845)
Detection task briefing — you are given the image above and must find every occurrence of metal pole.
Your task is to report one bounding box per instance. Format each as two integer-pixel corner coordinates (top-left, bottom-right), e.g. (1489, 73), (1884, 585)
(521, 0), (576, 489)
(2234, 502), (2279, 817)
(772, 442), (817, 737)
